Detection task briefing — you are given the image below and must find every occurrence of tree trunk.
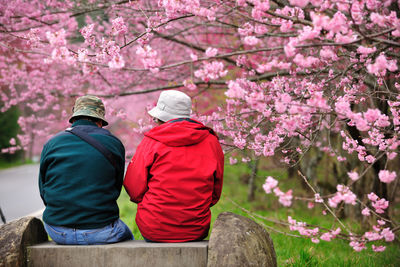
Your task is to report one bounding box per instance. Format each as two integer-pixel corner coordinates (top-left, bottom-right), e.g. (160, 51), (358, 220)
(0, 216), (48, 267)
(247, 159), (259, 202)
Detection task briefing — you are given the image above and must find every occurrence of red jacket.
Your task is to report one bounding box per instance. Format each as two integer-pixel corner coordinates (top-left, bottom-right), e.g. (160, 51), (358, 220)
(124, 118), (224, 242)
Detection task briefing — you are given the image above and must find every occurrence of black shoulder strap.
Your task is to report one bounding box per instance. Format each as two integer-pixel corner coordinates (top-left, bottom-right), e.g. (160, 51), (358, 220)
(66, 127), (120, 173)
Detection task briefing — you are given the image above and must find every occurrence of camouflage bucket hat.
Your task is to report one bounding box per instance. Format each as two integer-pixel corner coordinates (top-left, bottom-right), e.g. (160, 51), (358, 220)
(69, 95), (108, 126)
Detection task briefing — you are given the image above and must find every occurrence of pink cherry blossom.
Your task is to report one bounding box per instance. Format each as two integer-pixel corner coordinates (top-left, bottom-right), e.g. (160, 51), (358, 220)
(183, 79), (197, 91)
(257, 59), (291, 73)
(326, 12), (348, 34)
(364, 109), (381, 123)
(9, 138), (16, 146)
(378, 170), (396, 183)
(298, 26), (320, 41)
(321, 228), (341, 242)
(306, 91), (330, 111)
(357, 46), (377, 55)
(364, 231), (381, 241)
(80, 24), (94, 39)
(368, 192), (379, 202)
(254, 25), (268, 34)
(365, 155), (375, 163)
(328, 195), (341, 208)
(311, 12), (330, 29)
(311, 238), (320, 243)
(225, 79), (247, 99)
(280, 20), (293, 32)
(254, 0), (270, 11)
(328, 185), (357, 208)
(236, 0), (247, 6)
(367, 54), (398, 76)
(243, 36), (260, 46)
(233, 135), (246, 149)
(371, 198), (389, 214)
(380, 228), (395, 242)
(194, 61), (228, 82)
(77, 48), (88, 62)
(314, 193), (323, 203)
(111, 17), (127, 36)
(372, 245), (386, 252)
(229, 157), (238, 165)
(263, 176), (278, 194)
(190, 53), (198, 61)
(277, 189), (293, 207)
(46, 29), (67, 47)
(80, 24), (96, 48)
(136, 45), (162, 70)
(332, 227), (341, 236)
(320, 232), (333, 241)
(241, 157), (251, 163)
(287, 216), (319, 239)
(289, 0), (309, 8)
(108, 55), (125, 69)
(310, 0), (322, 6)
(320, 48), (338, 60)
(205, 47), (218, 57)
(293, 54), (319, 68)
(361, 208), (371, 216)
(238, 23), (254, 36)
(284, 39), (297, 57)
(377, 220), (386, 226)
(347, 171), (359, 181)
(349, 241), (366, 252)
(26, 28), (41, 48)
(51, 47), (75, 65)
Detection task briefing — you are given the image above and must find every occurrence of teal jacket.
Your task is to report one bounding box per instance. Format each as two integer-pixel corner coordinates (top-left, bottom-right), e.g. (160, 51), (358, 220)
(39, 120), (125, 229)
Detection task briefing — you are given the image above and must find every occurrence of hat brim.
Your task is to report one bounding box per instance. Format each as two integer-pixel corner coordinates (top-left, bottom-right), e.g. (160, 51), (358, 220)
(148, 106), (188, 122)
(69, 113), (108, 126)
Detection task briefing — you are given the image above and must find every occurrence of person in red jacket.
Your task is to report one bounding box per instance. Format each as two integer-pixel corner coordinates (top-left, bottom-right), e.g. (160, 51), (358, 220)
(124, 90), (224, 242)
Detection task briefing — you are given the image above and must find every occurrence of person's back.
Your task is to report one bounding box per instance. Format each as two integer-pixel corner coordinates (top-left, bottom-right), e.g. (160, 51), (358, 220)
(40, 120), (124, 228)
(124, 90), (224, 242)
(39, 95), (133, 245)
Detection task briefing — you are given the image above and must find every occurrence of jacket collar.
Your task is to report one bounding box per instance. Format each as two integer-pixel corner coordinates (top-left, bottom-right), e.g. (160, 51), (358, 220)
(71, 119), (98, 127)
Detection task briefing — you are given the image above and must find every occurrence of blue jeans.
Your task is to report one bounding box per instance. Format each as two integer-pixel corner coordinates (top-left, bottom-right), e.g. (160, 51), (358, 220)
(44, 219), (134, 245)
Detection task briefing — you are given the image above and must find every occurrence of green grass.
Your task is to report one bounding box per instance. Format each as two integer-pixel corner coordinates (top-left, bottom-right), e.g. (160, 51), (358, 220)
(0, 158), (34, 169)
(118, 162), (400, 266)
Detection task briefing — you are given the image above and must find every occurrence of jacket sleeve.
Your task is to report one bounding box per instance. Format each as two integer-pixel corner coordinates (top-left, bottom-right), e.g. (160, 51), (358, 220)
(38, 144), (48, 206)
(115, 143), (125, 192)
(211, 140), (224, 207)
(123, 137), (154, 203)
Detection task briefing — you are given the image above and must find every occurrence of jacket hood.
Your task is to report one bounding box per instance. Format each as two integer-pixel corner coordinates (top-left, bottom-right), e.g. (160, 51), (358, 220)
(145, 119), (217, 147)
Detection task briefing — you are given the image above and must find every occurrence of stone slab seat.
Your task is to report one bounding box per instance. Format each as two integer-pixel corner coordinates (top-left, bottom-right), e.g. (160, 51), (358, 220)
(27, 240), (209, 267)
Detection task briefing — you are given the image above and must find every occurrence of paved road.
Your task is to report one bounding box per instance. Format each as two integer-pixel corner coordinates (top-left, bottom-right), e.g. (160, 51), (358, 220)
(0, 164), (44, 224)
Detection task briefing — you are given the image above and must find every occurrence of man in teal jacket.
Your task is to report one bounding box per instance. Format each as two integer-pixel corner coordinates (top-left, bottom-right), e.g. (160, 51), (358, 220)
(39, 95), (133, 245)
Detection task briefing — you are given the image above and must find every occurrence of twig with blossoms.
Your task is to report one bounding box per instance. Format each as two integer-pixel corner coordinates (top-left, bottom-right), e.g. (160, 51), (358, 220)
(228, 197), (350, 241)
(260, 171), (398, 250)
(298, 171), (351, 233)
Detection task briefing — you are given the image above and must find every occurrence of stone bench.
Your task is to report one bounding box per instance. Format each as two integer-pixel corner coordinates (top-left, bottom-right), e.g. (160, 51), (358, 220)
(27, 240), (208, 267)
(1, 212), (277, 267)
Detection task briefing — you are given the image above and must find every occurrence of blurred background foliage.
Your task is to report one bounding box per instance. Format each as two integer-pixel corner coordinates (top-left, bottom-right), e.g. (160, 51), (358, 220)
(0, 104), (24, 166)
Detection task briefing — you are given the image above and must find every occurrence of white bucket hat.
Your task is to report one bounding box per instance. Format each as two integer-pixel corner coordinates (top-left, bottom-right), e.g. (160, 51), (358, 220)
(148, 90), (192, 122)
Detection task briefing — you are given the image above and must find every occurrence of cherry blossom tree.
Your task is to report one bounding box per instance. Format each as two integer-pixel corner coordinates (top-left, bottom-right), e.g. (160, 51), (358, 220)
(1, 0), (399, 252)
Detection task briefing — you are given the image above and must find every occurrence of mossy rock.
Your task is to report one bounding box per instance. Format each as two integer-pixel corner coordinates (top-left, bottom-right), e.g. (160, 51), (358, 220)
(208, 212), (277, 267)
